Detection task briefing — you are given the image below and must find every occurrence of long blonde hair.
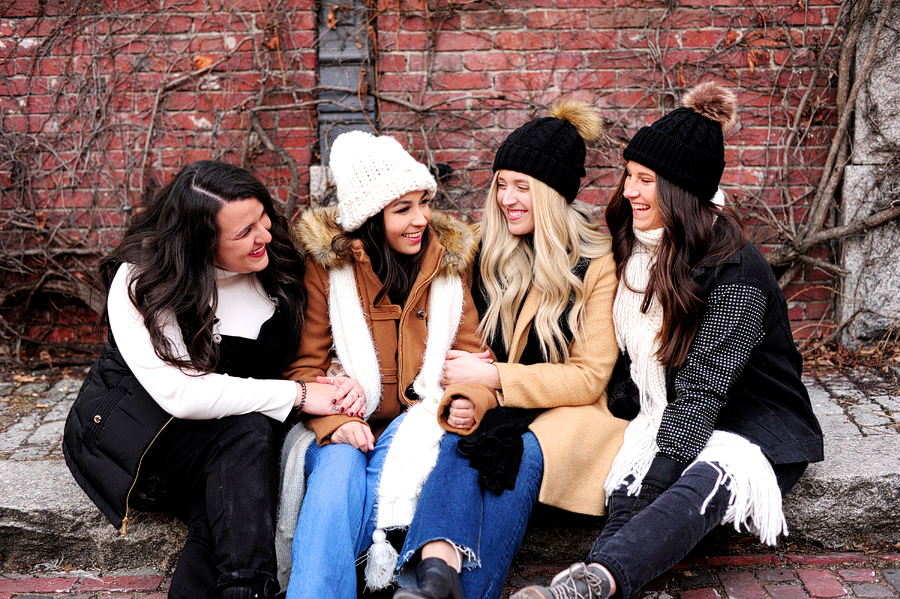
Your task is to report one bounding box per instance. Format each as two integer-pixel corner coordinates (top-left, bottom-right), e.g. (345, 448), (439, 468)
(478, 172), (610, 363)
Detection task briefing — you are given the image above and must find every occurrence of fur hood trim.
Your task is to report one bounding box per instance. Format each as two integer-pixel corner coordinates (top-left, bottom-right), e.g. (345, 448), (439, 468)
(294, 206), (477, 277)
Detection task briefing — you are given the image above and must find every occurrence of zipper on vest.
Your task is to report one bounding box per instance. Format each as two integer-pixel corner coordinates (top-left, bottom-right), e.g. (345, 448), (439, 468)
(120, 416), (174, 536)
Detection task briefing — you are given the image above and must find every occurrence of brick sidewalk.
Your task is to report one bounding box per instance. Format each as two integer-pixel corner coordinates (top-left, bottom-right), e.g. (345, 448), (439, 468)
(506, 554), (900, 599)
(2, 553), (900, 599)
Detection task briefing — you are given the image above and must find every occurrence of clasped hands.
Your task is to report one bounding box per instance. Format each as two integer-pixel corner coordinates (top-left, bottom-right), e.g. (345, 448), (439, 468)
(328, 349), (496, 451)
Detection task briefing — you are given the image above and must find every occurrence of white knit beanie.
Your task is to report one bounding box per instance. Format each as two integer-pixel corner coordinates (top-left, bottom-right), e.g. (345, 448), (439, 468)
(330, 130), (437, 232)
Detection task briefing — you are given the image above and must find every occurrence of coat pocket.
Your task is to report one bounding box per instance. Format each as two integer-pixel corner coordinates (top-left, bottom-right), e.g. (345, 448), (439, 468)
(81, 387), (127, 453)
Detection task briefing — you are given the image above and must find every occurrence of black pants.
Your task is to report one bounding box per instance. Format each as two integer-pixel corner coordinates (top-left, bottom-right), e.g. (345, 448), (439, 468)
(587, 460), (806, 599)
(133, 412), (281, 599)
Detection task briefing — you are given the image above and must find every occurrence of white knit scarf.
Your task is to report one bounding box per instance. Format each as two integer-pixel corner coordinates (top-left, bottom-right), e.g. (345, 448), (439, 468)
(275, 265), (464, 590)
(603, 227), (788, 546)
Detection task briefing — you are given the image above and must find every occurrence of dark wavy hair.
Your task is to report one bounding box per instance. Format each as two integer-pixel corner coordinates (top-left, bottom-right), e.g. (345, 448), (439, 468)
(99, 160), (306, 372)
(605, 167), (746, 368)
(331, 211), (432, 307)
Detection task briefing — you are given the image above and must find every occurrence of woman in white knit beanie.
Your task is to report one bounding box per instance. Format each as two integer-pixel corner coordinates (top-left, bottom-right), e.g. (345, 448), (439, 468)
(277, 131), (492, 599)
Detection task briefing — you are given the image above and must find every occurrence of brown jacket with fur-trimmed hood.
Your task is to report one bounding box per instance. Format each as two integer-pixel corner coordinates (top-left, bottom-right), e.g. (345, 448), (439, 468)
(284, 207), (487, 444)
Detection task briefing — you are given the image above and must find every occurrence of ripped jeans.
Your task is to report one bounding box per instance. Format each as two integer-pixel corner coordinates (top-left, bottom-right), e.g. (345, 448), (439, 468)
(396, 431), (544, 599)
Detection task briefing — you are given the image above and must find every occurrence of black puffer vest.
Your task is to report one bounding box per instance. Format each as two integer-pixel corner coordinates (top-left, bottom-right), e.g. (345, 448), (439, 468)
(62, 298), (298, 532)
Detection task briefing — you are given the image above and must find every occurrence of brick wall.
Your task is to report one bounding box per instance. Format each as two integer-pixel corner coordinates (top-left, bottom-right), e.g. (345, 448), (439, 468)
(0, 0), (843, 349)
(372, 0), (844, 341)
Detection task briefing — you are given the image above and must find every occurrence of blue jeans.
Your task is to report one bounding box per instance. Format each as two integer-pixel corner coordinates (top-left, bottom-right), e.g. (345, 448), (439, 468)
(398, 431), (544, 599)
(285, 413), (406, 599)
(587, 461), (806, 599)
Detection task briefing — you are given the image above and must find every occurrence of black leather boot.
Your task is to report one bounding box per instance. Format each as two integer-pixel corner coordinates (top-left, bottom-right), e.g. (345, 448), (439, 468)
(393, 557), (463, 599)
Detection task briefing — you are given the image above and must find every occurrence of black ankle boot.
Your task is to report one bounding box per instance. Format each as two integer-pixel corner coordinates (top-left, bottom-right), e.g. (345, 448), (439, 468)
(393, 557), (463, 599)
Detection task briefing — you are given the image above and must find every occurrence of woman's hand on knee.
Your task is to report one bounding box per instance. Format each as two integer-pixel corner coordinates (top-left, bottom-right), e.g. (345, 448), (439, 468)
(330, 421), (375, 452)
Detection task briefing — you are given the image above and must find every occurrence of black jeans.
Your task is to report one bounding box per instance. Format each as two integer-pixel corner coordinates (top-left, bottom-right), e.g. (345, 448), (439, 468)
(587, 460), (806, 599)
(133, 412), (281, 599)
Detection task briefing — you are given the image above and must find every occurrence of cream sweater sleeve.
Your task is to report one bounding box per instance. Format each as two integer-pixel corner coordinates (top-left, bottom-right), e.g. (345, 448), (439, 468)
(107, 264), (296, 421)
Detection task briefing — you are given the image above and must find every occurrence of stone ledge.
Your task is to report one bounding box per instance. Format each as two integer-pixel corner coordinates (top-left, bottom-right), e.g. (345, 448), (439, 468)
(2, 449), (899, 571)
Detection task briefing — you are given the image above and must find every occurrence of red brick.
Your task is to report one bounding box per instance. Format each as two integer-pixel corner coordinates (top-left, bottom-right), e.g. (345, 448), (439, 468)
(379, 55), (407, 73)
(464, 52), (525, 71)
(559, 30), (618, 50)
(76, 574), (165, 592)
(0, 577), (79, 593)
(434, 32), (491, 52)
(556, 69), (616, 91)
(526, 9), (588, 29)
(681, 589), (721, 599)
(797, 569), (847, 598)
(461, 10), (525, 29)
(525, 51), (584, 70)
(494, 31), (557, 51)
(701, 555), (781, 567)
(786, 554), (868, 566)
(838, 569), (878, 583)
(495, 72), (554, 92)
(391, 32), (430, 51)
(432, 73), (491, 89)
(758, 569), (799, 582)
(682, 29), (727, 48)
(767, 584), (810, 599)
(719, 571), (768, 599)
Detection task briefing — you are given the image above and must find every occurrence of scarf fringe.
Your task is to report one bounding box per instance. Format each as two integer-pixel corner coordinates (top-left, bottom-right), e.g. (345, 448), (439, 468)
(691, 431), (788, 546)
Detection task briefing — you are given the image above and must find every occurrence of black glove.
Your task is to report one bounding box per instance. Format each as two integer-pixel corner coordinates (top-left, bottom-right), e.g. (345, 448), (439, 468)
(631, 455), (687, 516)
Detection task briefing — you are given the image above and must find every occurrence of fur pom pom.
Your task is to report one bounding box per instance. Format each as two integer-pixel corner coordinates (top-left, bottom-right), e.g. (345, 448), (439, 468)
(549, 98), (604, 143)
(682, 82), (737, 131)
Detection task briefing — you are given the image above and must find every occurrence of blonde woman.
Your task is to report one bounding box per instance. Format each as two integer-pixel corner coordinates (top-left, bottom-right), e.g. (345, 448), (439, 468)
(390, 101), (629, 599)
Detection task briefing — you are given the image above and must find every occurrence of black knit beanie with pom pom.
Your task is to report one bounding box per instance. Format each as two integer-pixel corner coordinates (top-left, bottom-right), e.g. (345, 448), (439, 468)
(493, 99), (603, 203)
(623, 82), (737, 203)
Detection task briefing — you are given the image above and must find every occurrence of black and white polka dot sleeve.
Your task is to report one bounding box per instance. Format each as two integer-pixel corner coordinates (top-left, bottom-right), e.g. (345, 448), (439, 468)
(656, 283), (767, 465)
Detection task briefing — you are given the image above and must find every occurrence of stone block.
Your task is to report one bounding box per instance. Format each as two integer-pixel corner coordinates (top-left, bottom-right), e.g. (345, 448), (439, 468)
(0, 461), (185, 571)
(840, 0), (900, 348)
(851, 0), (900, 164)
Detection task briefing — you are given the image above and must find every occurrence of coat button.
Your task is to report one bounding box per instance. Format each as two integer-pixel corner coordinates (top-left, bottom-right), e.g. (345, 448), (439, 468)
(93, 415), (102, 423)
(416, 309), (426, 319)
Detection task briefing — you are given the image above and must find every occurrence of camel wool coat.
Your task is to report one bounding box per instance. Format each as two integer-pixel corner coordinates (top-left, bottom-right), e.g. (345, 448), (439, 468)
(440, 250), (629, 516)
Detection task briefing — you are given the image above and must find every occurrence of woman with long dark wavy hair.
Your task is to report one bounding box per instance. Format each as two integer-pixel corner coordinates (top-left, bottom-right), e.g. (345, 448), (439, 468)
(63, 161), (365, 599)
(514, 83), (823, 599)
(276, 131), (487, 599)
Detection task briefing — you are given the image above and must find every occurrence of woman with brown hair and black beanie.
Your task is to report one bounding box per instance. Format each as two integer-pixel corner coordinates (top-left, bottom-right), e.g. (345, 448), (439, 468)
(63, 161), (365, 599)
(387, 100), (629, 599)
(514, 83), (823, 599)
